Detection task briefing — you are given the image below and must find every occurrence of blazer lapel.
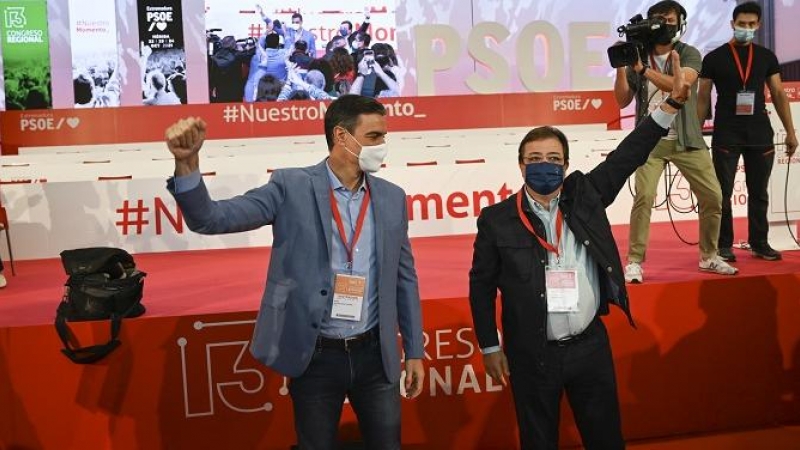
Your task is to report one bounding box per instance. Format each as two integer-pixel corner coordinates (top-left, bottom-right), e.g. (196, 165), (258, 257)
(366, 174), (384, 290)
(312, 160), (333, 262)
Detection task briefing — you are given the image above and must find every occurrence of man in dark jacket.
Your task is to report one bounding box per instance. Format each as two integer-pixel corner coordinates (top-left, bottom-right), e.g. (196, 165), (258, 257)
(209, 36), (251, 103)
(469, 51), (689, 450)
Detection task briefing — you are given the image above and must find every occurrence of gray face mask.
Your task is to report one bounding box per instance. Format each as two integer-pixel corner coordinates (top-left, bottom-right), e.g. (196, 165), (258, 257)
(733, 26), (756, 44)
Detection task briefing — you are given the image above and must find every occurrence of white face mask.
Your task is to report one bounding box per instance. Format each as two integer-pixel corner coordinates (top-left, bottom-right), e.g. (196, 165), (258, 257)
(291, 23), (301, 31)
(343, 129), (388, 173)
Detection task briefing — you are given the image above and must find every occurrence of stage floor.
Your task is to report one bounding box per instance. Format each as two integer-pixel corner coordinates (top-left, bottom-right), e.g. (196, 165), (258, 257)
(2, 218), (799, 450)
(2, 219), (798, 328)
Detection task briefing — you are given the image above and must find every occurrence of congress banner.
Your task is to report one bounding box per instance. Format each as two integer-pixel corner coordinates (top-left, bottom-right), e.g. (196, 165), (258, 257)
(68, 0), (120, 108)
(0, 0), (52, 110)
(138, 0), (186, 105)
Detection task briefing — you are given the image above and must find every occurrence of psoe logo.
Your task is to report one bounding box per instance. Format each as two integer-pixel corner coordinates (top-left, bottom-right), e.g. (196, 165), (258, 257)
(146, 8), (173, 32)
(4, 7), (26, 29)
(553, 95), (603, 112)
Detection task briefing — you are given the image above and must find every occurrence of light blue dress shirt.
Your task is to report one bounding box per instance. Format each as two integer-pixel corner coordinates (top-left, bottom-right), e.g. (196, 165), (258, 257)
(322, 161), (379, 338)
(526, 193), (600, 341)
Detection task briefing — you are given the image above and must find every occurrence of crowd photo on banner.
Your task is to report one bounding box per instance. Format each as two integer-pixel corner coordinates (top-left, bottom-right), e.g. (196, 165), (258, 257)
(207, 3), (400, 103)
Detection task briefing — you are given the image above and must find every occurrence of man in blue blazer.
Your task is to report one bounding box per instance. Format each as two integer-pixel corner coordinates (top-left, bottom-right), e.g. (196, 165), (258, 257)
(165, 95), (425, 450)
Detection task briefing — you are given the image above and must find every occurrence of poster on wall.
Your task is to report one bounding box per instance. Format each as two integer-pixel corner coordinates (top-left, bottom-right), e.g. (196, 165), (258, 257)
(68, 0), (120, 108)
(137, 0), (186, 105)
(0, 0), (52, 110)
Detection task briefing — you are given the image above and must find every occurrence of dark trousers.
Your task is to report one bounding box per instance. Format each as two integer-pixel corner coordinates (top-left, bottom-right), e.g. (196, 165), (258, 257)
(508, 319), (624, 450)
(712, 145), (775, 248)
(289, 337), (401, 450)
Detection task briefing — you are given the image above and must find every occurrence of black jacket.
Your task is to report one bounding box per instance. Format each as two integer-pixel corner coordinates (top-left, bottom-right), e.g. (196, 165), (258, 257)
(210, 48), (251, 103)
(469, 116), (668, 364)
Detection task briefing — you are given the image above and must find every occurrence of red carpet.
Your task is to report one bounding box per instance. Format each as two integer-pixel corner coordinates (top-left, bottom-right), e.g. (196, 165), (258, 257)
(1, 219), (798, 328)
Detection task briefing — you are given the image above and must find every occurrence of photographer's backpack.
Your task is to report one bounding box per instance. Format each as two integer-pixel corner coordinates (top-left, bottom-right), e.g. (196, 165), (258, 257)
(55, 247), (146, 364)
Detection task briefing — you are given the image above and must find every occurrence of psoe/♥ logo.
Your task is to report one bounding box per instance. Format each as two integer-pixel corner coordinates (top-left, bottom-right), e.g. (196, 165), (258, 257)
(147, 9), (173, 32)
(4, 7), (26, 29)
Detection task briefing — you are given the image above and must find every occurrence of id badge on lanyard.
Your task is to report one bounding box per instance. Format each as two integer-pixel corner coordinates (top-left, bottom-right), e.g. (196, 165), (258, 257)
(736, 91), (755, 115)
(329, 184), (371, 322)
(545, 266), (580, 313)
(730, 42), (755, 116)
(514, 189), (580, 313)
(331, 272), (366, 321)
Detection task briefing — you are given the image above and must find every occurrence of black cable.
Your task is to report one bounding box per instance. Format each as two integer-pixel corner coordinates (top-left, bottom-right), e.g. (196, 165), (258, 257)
(618, 101), (796, 250)
(784, 152), (799, 247)
(663, 163), (699, 246)
(709, 141), (798, 249)
(664, 163), (699, 214)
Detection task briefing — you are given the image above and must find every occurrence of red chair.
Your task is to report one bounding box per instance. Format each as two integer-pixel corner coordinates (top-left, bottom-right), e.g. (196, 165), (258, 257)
(0, 204), (15, 276)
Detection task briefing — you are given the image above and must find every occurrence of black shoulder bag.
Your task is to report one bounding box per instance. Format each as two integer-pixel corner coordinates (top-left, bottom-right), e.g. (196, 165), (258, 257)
(55, 247), (146, 364)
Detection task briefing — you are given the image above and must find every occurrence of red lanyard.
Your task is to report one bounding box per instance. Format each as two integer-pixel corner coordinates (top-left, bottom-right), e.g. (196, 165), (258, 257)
(330, 184), (371, 266)
(728, 42), (753, 89)
(515, 189), (562, 258)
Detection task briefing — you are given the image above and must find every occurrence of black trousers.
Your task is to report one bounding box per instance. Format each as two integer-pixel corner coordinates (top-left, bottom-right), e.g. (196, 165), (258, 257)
(712, 145), (775, 248)
(508, 319), (624, 450)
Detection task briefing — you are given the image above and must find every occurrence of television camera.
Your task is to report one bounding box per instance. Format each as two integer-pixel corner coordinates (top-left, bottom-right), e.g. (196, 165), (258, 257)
(607, 14), (670, 68)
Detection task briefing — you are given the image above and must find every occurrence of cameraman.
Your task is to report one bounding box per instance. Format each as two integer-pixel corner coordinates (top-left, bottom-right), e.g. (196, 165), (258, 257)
(613, 0), (736, 282)
(209, 35), (252, 103)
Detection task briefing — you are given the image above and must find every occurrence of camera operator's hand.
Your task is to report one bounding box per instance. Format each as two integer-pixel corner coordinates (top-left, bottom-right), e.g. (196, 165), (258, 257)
(631, 53), (645, 75)
(668, 50), (689, 103)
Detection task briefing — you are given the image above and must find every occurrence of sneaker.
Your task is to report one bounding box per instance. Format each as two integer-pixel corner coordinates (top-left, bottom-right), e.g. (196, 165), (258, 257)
(0, 272), (6, 288)
(718, 247), (736, 262)
(624, 262), (643, 283)
(699, 256), (739, 275)
(751, 244), (782, 261)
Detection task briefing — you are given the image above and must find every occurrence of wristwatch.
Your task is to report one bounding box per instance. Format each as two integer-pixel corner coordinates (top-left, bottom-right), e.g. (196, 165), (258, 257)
(663, 97), (684, 110)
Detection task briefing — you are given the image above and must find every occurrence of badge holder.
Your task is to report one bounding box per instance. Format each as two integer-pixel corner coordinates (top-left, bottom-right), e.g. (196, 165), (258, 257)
(736, 91), (755, 116)
(545, 259), (580, 313)
(331, 271), (367, 321)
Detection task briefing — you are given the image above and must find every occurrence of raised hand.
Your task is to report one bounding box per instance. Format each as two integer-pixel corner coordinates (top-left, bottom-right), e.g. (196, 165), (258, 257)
(165, 117), (207, 162)
(357, 57), (371, 76)
(140, 42), (153, 61)
(669, 50), (689, 103)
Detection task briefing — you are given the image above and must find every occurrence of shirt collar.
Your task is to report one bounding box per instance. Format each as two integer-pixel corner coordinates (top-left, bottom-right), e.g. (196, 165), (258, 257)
(524, 187), (559, 213)
(326, 159), (366, 192)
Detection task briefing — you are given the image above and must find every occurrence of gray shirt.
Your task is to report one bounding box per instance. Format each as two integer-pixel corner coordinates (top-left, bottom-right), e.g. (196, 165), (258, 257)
(626, 41), (707, 151)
